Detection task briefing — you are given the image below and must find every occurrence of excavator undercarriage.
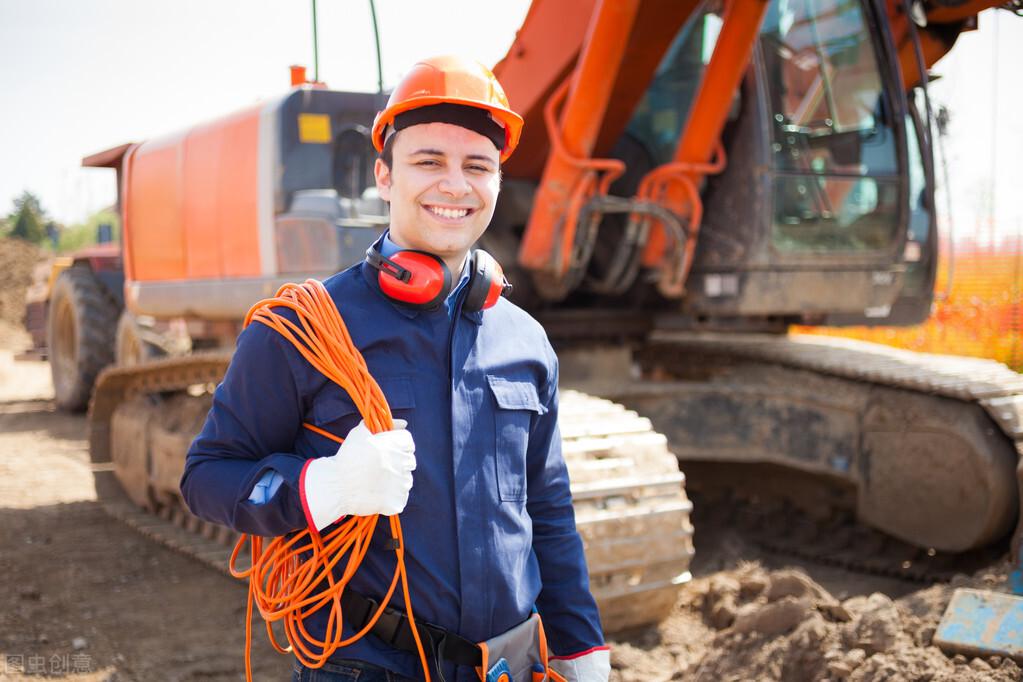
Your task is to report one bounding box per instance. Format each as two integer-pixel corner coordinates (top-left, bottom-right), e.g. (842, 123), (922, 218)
(625, 333), (1023, 555)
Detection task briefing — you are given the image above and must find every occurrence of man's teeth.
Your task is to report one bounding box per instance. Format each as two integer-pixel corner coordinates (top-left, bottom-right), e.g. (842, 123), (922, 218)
(430, 207), (469, 219)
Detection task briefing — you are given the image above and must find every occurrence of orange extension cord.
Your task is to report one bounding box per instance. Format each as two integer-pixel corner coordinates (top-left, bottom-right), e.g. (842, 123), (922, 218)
(227, 279), (432, 682)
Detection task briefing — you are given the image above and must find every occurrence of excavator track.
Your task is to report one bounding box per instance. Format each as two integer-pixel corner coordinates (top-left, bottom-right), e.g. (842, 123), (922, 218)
(649, 332), (1023, 444)
(620, 332), (1023, 559)
(88, 353), (240, 571)
(558, 390), (694, 631)
(88, 357), (694, 634)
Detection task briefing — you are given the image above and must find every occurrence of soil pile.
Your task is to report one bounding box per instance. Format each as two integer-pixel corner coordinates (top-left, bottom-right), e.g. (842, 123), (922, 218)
(610, 558), (1022, 681)
(0, 237), (47, 347)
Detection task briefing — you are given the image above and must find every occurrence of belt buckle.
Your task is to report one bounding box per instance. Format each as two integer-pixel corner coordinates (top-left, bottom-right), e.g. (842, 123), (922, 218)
(372, 605), (405, 645)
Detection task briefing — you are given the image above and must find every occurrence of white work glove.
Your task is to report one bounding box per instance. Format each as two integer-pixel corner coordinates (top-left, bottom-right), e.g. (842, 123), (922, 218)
(549, 648), (611, 682)
(301, 419), (416, 530)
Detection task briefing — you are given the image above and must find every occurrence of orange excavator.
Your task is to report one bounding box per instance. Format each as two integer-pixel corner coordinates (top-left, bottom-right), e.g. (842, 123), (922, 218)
(25, 0), (1023, 638)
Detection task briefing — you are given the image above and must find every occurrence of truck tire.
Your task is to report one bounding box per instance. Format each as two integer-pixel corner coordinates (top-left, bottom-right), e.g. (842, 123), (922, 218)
(48, 264), (120, 411)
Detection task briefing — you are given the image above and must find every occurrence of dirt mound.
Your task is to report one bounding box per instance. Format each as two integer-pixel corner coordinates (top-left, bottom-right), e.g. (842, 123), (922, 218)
(610, 560), (1022, 681)
(0, 237), (48, 348)
(0, 237), (46, 324)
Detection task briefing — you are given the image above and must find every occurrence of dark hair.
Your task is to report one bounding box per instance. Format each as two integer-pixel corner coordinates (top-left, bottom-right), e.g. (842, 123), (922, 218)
(380, 130), (396, 170)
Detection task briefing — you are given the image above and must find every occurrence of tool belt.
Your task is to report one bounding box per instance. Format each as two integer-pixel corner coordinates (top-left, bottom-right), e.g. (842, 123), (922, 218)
(341, 589), (481, 675)
(342, 590), (565, 682)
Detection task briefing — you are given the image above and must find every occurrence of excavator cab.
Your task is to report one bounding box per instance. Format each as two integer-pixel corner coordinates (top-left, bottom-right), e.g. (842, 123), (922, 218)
(680, 0), (937, 326)
(492, 0), (938, 335)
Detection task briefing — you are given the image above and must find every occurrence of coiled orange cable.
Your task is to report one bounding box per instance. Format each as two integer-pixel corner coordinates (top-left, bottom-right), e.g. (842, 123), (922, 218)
(228, 279), (431, 682)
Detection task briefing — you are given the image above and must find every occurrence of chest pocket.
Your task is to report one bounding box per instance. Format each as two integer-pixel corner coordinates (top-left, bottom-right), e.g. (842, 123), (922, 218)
(487, 376), (547, 503)
(311, 375), (417, 443)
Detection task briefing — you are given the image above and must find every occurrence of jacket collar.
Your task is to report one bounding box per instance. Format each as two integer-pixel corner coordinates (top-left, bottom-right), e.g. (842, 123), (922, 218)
(361, 231), (484, 325)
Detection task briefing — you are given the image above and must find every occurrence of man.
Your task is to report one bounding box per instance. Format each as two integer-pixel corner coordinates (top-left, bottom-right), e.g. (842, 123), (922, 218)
(180, 55), (610, 681)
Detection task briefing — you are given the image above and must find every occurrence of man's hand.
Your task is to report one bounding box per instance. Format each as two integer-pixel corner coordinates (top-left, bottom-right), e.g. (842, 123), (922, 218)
(301, 419), (416, 530)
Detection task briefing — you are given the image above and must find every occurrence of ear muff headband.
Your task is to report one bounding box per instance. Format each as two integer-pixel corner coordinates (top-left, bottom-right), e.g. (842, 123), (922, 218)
(366, 246), (512, 312)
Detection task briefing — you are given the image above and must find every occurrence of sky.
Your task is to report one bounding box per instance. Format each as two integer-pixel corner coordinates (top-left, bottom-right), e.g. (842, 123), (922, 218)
(0, 1), (1020, 239)
(922, 9), (1023, 241)
(0, 0), (533, 224)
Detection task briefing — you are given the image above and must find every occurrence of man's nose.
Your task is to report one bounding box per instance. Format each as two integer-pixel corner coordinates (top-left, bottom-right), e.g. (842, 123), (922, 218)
(437, 167), (471, 197)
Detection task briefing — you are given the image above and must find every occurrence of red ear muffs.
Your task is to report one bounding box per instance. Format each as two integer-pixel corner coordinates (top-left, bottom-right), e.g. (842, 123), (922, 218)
(366, 247), (451, 309)
(366, 246), (512, 312)
(463, 250), (513, 312)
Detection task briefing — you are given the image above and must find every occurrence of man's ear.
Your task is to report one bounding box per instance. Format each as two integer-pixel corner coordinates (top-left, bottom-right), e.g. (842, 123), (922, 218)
(374, 158), (391, 202)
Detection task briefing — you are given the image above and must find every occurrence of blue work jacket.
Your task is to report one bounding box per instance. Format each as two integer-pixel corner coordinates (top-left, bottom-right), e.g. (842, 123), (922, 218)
(180, 255), (604, 680)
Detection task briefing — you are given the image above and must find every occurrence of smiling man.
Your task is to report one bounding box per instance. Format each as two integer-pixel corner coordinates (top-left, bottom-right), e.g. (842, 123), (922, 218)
(181, 56), (609, 681)
(377, 120), (500, 274)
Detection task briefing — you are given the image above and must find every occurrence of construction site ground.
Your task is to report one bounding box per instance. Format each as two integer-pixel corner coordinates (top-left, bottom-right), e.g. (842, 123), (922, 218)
(1, 237), (1020, 681)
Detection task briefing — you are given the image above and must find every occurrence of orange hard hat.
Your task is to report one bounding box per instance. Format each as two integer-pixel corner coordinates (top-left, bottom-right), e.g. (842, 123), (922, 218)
(372, 55), (523, 162)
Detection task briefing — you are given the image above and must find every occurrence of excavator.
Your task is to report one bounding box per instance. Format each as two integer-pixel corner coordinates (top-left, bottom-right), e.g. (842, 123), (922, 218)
(26, 0), (1023, 641)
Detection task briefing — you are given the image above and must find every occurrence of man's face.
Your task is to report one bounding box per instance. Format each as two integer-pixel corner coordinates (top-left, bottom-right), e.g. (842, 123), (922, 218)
(374, 121), (501, 274)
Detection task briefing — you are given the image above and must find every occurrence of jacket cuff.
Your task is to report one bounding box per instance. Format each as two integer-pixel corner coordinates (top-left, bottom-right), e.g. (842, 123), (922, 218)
(299, 458), (316, 529)
(548, 645), (610, 661)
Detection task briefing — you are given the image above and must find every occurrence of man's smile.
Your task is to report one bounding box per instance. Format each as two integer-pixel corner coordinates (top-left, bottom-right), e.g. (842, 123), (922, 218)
(425, 205), (472, 220)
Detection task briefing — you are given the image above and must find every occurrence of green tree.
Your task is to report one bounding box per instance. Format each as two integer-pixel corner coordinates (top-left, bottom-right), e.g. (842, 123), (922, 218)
(10, 204), (47, 244)
(7, 191), (50, 245)
(10, 191), (46, 220)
